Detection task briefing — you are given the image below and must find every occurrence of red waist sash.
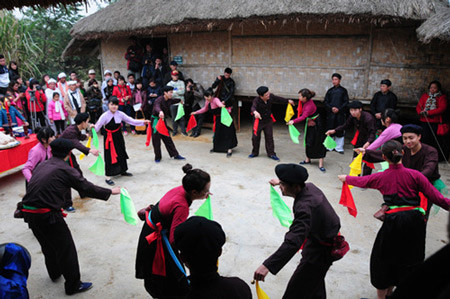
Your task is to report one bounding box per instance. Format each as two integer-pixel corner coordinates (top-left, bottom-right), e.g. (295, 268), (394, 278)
(104, 125), (122, 164)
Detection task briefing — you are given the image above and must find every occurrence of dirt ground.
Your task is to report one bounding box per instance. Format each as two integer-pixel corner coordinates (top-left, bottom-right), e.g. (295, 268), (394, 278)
(1, 122), (449, 299)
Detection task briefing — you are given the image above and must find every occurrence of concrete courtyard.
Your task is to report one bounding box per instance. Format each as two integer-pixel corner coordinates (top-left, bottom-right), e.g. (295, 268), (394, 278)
(1, 123), (449, 298)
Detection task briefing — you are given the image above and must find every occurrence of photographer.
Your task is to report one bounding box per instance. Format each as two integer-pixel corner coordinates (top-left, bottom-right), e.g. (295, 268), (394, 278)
(25, 79), (47, 127)
(185, 79), (205, 137)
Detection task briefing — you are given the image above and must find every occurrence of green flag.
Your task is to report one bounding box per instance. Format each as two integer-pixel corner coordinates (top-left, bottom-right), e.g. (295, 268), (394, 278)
(120, 188), (139, 225)
(270, 185), (293, 227)
(194, 196), (213, 220)
(91, 128), (99, 149)
(323, 135), (336, 150)
(288, 125), (300, 144)
(89, 155), (105, 176)
(174, 104), (185, 122)
(378, 161), (389, 172)
(220, 107), (233, 127)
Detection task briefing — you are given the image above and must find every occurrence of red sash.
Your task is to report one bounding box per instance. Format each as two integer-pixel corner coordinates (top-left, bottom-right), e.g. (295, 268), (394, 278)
(350, 130), (359, 146)
(104, 125), (122, 164)
(145, 210), (166, 276)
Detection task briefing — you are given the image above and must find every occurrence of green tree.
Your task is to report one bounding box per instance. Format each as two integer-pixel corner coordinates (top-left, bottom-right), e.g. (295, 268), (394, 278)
(21, 5), (100, 82)
(0, 10), (42, 80)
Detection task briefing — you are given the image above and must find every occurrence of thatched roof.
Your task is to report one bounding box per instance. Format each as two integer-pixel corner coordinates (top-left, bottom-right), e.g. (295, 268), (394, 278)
(417, 7), (450, 43)
(70, 0), (449, 40)
(2, 0), (95, 10)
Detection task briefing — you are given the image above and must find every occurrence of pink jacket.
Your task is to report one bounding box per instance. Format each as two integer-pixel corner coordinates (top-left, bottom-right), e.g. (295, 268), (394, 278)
(47, 100), (68, 121)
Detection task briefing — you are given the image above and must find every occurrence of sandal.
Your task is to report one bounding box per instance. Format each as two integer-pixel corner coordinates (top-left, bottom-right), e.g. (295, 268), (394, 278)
(299, 161), (311, 165)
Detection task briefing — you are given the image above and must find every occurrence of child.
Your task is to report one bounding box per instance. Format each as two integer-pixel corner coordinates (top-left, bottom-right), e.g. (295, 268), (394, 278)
(132, 79), (147, 134)
(0, 94), (28, 134)
(47, 92), (68, 135)
(143, 78), (161, 119)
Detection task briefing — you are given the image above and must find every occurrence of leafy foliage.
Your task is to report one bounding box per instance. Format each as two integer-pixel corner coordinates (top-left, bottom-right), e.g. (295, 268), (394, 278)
(0, 11), (42, 80)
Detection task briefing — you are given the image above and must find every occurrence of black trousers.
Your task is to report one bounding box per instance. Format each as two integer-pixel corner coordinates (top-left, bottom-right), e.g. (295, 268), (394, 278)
(54, 120), (65, 135)
(152, 131), (179, 160)
(29, 215), (81, 293)
(283, 260), (332, 299)
(252, 120), (275, 156)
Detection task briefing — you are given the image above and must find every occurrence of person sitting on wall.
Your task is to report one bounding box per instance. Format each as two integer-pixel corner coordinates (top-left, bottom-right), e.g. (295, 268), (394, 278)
(370, 79), (398, 132)
(324, 73), (349, 154)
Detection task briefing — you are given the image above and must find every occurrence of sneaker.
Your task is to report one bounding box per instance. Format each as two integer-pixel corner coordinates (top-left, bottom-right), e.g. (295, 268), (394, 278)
(131, 130), (136, 135)
(66, 282), (93, 295)
(248, 154), (258, 158)
(173, 155), (186, 160)
(65, 206), (76, 213)
(269, 155), (280, 161)
(319, 167), (326, 173)
(121, 172), (133, 177)
(123, 131), (128, 136)
(105, 179), (115, 186)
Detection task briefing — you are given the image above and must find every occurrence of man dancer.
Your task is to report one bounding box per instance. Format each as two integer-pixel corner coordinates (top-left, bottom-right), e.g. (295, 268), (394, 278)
(152, 86), (186, 162)
(324, 73), (349, 154)
(249, 86), (294, 161)
(20, 138), (120, 295)
(254, 163), (341, 298)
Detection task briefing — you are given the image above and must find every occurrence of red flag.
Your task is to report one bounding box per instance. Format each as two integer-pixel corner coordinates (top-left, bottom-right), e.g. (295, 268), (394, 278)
(145, 124), (152, 146)
(253, 118), (259, 136)
(270, 114), (276, 123)
(155, 118), (170, 137)
(187, 114), (197, 132)
(363, 160), (375, 169)
(339, 182), (357, 217)
(350, 130), (359, 146)
(297, 101), (303, 117)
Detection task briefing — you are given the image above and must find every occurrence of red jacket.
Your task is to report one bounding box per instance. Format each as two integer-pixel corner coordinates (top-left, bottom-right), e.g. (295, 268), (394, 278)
(112, 85), (132, 106)
(416, 93), (447, 123)
(25, 88), (47, 112)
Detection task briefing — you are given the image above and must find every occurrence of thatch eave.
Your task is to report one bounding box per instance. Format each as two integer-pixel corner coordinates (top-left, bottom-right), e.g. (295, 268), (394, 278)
(70, 13), (421, 41)
(417, 8), (450, 43)
(69, 0), (449, 40)
(1, 0), (107, 10)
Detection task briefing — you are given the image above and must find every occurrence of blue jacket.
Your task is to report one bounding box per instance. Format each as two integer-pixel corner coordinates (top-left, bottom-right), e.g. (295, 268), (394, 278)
(0, 105), (26, 127)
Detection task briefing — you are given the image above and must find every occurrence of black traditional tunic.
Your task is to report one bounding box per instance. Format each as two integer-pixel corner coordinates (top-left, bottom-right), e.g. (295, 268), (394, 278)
(21, 157), (111, 294)
(370, 90), (398, 129)
(335, 110), (376, 150)
(104, 118), (127, 176)
(324, 85), (349, 136)
(60, 124), (90, 176)
(263, 183), (340, 298)
(187, 272), (252, 299)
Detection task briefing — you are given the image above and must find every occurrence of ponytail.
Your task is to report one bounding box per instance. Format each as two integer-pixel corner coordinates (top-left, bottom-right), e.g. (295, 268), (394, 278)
(381, 140), (403, 164)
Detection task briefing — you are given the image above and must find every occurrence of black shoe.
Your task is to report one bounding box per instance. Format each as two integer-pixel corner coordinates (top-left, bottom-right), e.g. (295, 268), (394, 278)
(172, 132), (179, 137)
(189, 132), (196, 137)
(337, 151), (344, 155)
(173, 155), (186, 160)
(269, 155), (280, 161)
(210, 149), (214, 153)
(181, 132), (188, 136)
(51, 274), (61, 282)
(121, 172), (133, 177)
(105, 179), (115, 186)
(226, 151), (232, 158)
(66, 282), (93, 295)
(248, 154), (258, 158)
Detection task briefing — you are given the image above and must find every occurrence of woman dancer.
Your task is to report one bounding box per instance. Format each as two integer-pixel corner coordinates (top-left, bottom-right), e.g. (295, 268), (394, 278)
(338, 140), (450, 299)
(136, 163), (211, 298)
(94, 97), (149, 185)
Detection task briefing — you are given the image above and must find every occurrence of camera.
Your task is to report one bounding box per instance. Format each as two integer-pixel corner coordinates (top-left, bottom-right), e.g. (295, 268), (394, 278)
(35, 85), (42, 91)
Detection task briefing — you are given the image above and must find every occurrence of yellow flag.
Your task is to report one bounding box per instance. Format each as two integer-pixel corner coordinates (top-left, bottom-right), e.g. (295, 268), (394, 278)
(79, 137), (92, 161)
(256, 281), (270, 299)
(284, 104), (295, 123)
(348, 153), (363, 189)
